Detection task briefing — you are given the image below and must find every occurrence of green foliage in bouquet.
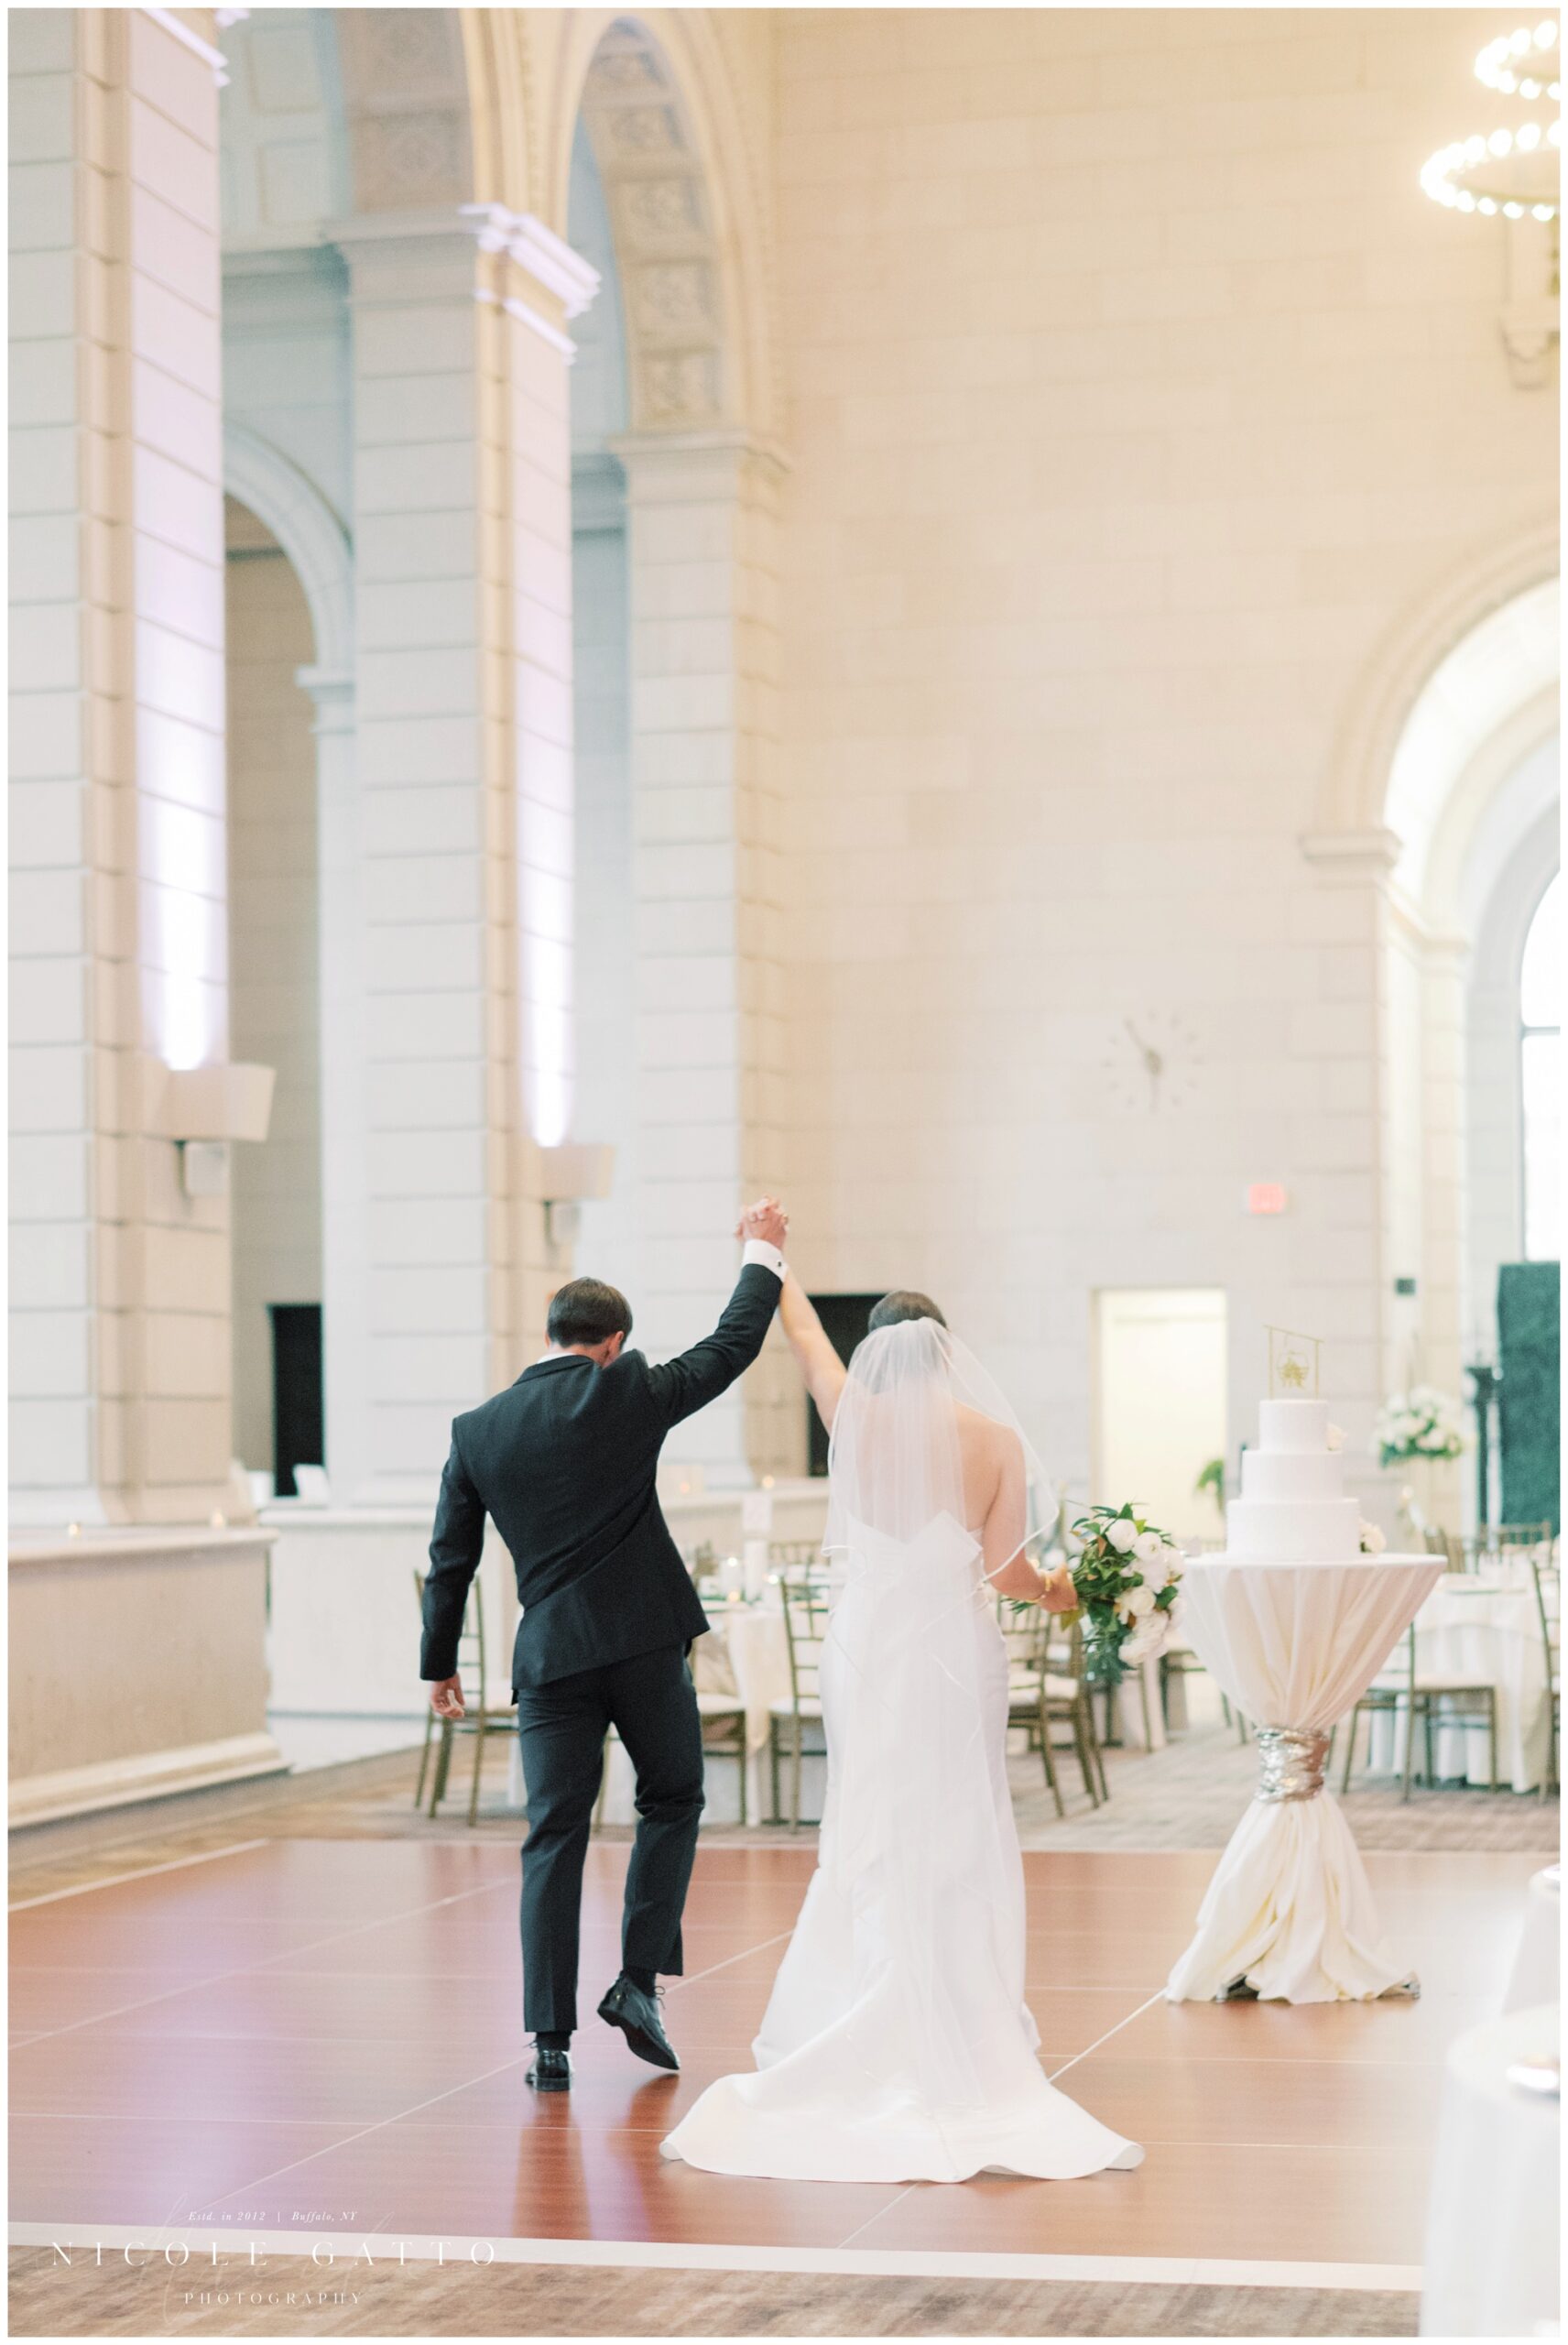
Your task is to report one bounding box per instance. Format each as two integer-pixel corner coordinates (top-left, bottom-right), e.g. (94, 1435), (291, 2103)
(1068, 1503), (1183, 1687)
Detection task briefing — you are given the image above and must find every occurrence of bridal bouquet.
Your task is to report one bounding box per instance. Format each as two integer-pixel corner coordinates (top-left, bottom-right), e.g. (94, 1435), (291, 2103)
(1374, 1386), (1466, 1467)
(1067, 1505), (1184, 1686)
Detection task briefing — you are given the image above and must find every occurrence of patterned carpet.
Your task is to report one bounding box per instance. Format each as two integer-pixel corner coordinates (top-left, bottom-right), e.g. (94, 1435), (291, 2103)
(1006, 1709), (1561, 1854)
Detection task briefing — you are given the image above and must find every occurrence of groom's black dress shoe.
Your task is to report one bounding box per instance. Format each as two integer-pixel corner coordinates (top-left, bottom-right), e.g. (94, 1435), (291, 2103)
(598, 1975), (679, 2071)
(525, 2046), (572, 2092)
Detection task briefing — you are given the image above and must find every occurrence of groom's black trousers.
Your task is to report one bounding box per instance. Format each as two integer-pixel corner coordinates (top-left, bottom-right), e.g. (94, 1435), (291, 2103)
(515, 1642), (705, 2035)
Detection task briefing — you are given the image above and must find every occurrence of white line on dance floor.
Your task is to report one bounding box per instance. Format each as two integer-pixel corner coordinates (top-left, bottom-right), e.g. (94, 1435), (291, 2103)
(8, 2224), (1425, 2292)
(9, 1841), (271, 1911)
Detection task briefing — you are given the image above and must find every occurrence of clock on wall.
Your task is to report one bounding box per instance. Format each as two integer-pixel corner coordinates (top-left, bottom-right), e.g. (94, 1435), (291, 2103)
(1102, 1011), (1201, 1113)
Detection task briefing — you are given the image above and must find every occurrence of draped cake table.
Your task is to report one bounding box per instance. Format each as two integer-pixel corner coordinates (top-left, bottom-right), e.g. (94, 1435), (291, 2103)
(1166, 1554), (1444, 2003)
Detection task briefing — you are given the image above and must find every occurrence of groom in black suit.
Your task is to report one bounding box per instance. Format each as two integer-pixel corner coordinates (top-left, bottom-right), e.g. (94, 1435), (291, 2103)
(420, 1198), (788, 2091)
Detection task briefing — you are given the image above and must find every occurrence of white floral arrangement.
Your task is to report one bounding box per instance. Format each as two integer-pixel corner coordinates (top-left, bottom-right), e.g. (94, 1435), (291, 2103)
(1065, 1505), (1184, 1686)
(1374, 1386), (1466, 1467)
(1358, 1519), (1387, 1555)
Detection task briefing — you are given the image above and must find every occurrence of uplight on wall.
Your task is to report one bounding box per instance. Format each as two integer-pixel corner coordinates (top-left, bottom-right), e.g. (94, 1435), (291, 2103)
(144, 1059), (277, 1198)
(533, 1141), (615, 1250)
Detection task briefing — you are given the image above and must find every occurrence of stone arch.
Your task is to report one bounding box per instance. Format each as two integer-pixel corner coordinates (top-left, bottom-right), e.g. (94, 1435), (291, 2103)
(223, 420), (354, 681)
(548, 12), (777, 439)
(1313, 514), (1559, 845)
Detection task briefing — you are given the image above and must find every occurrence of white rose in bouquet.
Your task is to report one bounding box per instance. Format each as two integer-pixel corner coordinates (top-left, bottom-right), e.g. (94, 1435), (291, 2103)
(1106, 1518), (1139, 1554)
(1121, 1622), (1164, 1665)
(1116, 1582), (1158, 1622)
(1134, 1531), (1164, 1565)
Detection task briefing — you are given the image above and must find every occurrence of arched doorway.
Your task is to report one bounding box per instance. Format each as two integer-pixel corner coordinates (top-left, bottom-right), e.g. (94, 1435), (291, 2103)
(1370, 572), (1559, 1527)
(223, 496), (323, 1499)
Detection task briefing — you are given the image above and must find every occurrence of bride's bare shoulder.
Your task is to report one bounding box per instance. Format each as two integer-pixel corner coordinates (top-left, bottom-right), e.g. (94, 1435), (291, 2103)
(953, 1403), (1023, 1465)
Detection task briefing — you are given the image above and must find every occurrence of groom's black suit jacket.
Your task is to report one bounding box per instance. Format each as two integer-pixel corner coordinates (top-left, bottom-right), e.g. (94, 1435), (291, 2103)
(420, 1261), (782, 1695)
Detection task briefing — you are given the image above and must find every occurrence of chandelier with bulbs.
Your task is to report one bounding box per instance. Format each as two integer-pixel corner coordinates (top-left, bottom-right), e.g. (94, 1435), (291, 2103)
(1421, 18), (1562, 221)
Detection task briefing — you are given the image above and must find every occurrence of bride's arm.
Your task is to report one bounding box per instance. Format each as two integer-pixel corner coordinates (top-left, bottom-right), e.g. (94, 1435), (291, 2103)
(984, 1434), (1076, 1609)
(778, 1271), (847, 1432)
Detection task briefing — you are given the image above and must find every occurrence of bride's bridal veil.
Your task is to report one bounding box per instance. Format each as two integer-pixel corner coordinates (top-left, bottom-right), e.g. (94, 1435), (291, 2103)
(817, 1316), (1058, 2124)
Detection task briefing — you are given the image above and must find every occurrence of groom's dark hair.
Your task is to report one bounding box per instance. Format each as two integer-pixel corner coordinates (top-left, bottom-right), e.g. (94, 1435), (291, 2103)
(548, 1277), (633, 1347)
(868, 1290), (947, 1330)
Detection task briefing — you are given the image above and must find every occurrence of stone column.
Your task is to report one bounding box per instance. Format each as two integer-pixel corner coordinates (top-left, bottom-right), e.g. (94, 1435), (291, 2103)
(10, 6), (233, 1524)
(615, 431), (791, 1485)
(332, 207), (592, 1500)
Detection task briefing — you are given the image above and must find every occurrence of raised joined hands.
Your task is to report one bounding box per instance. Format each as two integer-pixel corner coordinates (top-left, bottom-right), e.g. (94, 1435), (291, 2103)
(737, 1195), (789, 1250)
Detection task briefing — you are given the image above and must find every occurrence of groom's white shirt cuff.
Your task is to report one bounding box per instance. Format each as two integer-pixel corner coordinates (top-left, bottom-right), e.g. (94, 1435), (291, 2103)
(742, 1238), (787, 1282)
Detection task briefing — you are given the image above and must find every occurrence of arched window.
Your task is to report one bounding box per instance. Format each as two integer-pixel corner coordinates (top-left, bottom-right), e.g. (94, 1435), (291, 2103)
(1520, 872), (1562, 1260)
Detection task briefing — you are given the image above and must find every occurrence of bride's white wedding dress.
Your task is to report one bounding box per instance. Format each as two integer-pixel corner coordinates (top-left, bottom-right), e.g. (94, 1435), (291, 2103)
(660, 1322), (1142, 2186)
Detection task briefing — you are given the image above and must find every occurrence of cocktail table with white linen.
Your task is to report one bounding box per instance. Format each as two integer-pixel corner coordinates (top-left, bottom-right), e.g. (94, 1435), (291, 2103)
(1367, 1573), (1553, 1792)
(583, 1598), (793, 1827)
(1166, 1554), (1443, 2001)
(1420, 2002), (1560, 2338)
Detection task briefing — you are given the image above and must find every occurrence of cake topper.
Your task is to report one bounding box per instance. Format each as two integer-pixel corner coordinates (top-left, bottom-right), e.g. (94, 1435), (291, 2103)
(1265, 1325), (1321, 1397)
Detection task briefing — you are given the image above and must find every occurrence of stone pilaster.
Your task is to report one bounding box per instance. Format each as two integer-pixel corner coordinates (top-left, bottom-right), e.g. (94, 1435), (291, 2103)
(615, 431), (790, 1484)
(10, 6), (232, 1523)
(332, 206), (593, 1498)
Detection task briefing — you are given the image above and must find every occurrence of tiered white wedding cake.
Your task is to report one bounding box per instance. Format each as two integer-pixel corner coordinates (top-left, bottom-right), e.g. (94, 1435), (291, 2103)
(1223, 1398), (1363, 1563)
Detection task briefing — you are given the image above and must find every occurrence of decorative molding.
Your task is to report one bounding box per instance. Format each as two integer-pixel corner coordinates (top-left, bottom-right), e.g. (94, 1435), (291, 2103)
(610, 426), (790, 502)
(576, 20), (728, 433)
(9, 1732), (286, 1829)
(474, 282), (577, 363)
(223, 420), (354, 677)
(296, 664), (355, 733)
(460, 202), (599, 317)
(8, 1525), (278, 1568)
(1300, 826), (1403, 876)
(139, 6), (231, 86)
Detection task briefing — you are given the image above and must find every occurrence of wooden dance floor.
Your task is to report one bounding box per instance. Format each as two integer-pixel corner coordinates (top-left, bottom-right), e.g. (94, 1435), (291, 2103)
(9, 1838), (1534, 2284)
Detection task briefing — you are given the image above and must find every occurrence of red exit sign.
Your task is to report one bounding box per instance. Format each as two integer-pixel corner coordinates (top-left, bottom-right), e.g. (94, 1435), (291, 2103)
(1247, 1183), (1289, 1216)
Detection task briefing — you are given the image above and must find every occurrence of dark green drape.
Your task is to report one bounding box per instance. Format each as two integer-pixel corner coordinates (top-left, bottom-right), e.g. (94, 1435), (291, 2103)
(1497, 1261), (1561, 1535)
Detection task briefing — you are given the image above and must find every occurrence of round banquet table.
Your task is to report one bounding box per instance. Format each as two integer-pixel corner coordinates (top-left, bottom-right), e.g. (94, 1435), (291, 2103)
(1366, 1574), (1554, 1794)
(1420, 2002), (1560, 2338)
(1165, 1554), (1444, 2005)
(1504, 1865), (1562, 2017)
(588, 1598), (794, 1827)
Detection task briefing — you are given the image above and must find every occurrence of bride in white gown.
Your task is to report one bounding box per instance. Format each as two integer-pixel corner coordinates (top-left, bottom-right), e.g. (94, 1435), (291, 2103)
(661, 1282), (1142, 2186)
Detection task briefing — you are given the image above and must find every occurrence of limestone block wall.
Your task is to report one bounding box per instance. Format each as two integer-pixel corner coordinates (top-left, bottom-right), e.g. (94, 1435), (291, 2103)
(770, 6), (1558, 1510)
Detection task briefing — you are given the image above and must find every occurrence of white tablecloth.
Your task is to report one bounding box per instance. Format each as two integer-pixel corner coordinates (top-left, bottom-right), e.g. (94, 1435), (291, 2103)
(1094, 1655), (1170, 1751)
(584, 1601), (794, 1827)
(1367, 1576), (1553, 1794)
(1505, 1866), (1562, 2017)
(1166, 1555), (1443, 2004)
(1421, 2002), (1560, 2338)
